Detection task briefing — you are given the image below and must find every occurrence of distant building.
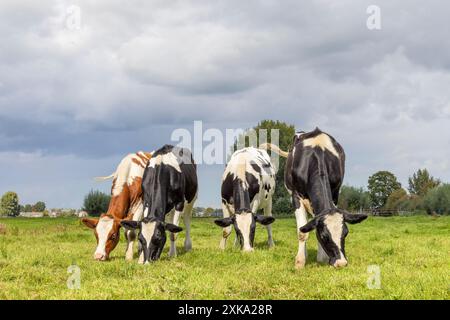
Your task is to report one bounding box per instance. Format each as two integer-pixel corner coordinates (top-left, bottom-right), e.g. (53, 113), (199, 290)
(19, 212), (44, 218)
(77, 211), (88, 218)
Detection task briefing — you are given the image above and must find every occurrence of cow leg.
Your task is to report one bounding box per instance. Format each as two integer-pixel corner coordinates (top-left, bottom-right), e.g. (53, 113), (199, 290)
(295, 197), (309, 269)
(264, 198), (275, 248)
(126, 201), (144, 261)
(169, 209), (181, 258)
(220, 202), (232, 250)
(183, 200), (194, 252)
(124, 229), (136, 261)
(317, 242), (329, 264)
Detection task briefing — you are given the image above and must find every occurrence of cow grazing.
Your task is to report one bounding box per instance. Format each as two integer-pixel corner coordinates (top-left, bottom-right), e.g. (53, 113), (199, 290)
(121, 145), (197, 264)
(81, 151), (152, 261)
(284, 128), (367, 269)
(214, 147), (276, 252)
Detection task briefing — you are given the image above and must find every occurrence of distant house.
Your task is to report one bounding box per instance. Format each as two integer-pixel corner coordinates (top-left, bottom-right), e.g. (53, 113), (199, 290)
(77, 211), (88, 218)
(19, 212), (44, 218)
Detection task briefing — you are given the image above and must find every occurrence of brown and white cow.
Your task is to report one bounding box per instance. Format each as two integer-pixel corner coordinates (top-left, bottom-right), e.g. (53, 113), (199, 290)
(81, 151), (152, 261)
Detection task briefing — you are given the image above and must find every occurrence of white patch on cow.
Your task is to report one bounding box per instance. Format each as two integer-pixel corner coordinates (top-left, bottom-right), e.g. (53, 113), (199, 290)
(111, 153), (144, 197)
(128, 160), (145, 186)
(303, 133), (339, 158)
(141, 221), (156, 245)
(149, 152), (181, 172)
(235, 212), (253, 252)
(95, 217), (114, 257)
(324, 213), (345, 261)
(224, 147), (275, 194)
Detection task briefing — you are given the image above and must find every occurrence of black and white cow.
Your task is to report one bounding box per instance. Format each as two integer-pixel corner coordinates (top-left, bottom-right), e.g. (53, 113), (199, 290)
(214, 147), (276, 252)
(284, 128), (367, 269)
(121, 145), (198, 264)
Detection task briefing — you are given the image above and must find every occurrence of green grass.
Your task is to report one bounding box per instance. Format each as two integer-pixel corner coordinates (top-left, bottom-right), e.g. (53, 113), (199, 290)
(0, 216), (449, 300)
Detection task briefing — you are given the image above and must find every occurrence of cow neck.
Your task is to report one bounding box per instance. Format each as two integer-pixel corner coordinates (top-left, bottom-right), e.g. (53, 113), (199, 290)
(105, 192), (130, 219)
(148, 175), (168, 218)
(233, 178), (251, 213)
(307, 172), (336, 214)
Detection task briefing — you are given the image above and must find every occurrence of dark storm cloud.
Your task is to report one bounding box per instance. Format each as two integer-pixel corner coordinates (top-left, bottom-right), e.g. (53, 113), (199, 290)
(1, 0), (450, 207)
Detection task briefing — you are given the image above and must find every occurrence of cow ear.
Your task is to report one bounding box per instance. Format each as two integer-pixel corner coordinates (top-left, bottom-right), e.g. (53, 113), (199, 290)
(214, 217), (234, 227)
(299, 217), (318, 233)
(120, 220), (141, 230)
(255, 215), (275, 225)
(343, 212), (368, 224)
(81, 218), (98, 229)
(165, 223), (183, 233)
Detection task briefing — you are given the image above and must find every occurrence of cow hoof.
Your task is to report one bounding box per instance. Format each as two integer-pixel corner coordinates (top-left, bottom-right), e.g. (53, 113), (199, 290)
(125, 253), (134, 262)
(295, 257), (306, 269)
(268, 241), (275, 248)
(184, 241), (192, 252)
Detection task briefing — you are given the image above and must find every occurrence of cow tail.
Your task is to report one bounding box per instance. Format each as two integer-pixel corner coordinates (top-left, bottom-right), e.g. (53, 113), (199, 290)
(94, 173), (116, 182)
(259, 143), (288, 158)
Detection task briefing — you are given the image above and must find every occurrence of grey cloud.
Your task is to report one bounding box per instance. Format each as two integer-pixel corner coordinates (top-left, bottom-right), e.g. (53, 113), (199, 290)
(1, 0), (450, 207)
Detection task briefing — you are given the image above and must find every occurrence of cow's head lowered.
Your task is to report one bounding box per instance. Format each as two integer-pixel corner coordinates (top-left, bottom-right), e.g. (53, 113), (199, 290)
(214, 211), (275, 252)
(120, 217), (182, 263)
(81, 214), (129, 261)
(300, 209), (367, 268)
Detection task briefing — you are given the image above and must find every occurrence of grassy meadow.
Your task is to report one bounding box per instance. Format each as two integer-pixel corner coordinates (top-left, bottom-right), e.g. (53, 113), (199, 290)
(0, 215), (449, 300)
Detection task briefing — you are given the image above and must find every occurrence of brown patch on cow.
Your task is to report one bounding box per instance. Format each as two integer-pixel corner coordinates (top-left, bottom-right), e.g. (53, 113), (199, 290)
(104, 223), (121, 257)
(136, 152), (151, 167)
(143, 152), (152, 160)
(298, 232), (309, 242)
(81, 218), (99, 229)
(0, 223), (6, 235)
(223, 230), (231, 238)
(132, 157), (145, 168)
(300, 198), (314, 214)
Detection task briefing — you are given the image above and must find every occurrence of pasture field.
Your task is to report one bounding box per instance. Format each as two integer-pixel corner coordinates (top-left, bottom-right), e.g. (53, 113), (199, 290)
(0, 215), (449, 300)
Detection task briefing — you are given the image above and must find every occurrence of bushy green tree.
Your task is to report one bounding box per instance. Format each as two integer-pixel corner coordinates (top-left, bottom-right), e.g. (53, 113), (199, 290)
(82, 190), (111, 217)
(408, 169), (440, 197)
(23, 204), (33, 212)
(0, 192), (20, 217)
(338, 186), (371, 211)
(384, 188), (408, 210)
(273, 196), (292, 215)
(368, 171), (402, 209)
(33, 201), (46, 212)
(232, 120), (295, 215)
(423, 184), (450, 215)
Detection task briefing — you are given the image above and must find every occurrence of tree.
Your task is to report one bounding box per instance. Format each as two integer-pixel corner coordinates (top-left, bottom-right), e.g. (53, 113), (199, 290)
(408, 169), (440, 197)
(368, 171), (402, 209)
(232, 120), (296, 215)
(204, 207), (215, 216)
(82, 190), (111, 217)
(33, 201), (46, 212)
(423, 184), (450, 215)
(23, 204), (33, 212)
(0, 192), (20, 217)
(338, 185), (371, 211)
(384, 188), (408, 210)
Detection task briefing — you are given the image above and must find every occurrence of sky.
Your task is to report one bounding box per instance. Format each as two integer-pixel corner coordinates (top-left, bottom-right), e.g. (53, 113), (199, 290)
(1, 0), (449, 209)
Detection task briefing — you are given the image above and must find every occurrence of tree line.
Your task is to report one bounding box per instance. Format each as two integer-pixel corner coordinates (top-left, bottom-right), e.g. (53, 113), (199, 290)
(3, 120), (449, 217)
(0, 191), (46, 217)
